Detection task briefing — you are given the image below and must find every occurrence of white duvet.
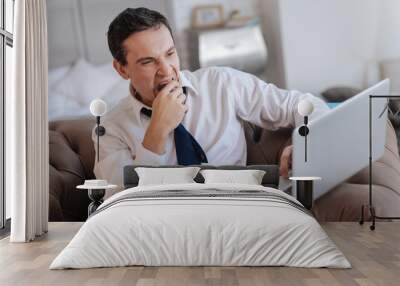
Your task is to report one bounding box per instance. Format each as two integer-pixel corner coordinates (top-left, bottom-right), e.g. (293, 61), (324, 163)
(50, 183), (351, 269)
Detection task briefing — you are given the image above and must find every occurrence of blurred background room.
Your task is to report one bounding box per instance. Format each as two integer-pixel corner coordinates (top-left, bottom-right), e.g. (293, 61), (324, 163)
(42, 0), (400, 221)
(46, 0), (400, 121)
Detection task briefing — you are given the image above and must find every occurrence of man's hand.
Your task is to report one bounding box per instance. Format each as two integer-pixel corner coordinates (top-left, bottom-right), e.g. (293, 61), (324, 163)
(151, 80), (187, 133)
(142, 80), (187, 154)
(279, 145), (293, 178)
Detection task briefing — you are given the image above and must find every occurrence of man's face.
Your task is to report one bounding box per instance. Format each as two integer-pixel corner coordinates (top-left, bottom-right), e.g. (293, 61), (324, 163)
(113, 24), (180, 106)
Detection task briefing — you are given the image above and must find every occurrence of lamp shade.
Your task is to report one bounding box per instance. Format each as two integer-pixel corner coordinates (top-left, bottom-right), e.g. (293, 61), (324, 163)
(90, 99), (107, 117)
(298, 99), (314, 116)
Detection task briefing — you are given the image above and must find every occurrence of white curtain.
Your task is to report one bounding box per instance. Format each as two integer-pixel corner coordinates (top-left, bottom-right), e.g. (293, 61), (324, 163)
(8, 0), (49, 242)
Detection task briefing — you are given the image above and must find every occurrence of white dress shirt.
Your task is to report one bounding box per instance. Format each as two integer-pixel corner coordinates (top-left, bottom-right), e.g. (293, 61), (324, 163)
(93, 66), (329, 197)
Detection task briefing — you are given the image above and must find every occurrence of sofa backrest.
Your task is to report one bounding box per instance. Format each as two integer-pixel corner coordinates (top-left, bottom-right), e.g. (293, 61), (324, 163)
(49, 118), (292, 181)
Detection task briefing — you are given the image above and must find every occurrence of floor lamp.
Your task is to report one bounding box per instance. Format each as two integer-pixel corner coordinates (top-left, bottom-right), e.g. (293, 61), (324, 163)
(359, 95), (400, 230)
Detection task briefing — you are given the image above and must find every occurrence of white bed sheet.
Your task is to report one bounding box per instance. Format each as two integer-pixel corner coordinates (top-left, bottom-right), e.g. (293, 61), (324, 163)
(50, 183), (351, 269)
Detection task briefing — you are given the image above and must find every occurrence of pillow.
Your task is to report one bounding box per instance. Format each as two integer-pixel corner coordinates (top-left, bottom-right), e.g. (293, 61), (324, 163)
(321, 86), (361, 102)
(124, 165), (279, 188)
(200, 169), (266, 185)
(48, 65), (71, 91)
(135, 167), (201, 186)
(51, 59), (121, 106)
(48, 93), (87, 121)
(101, 79), (130, 111)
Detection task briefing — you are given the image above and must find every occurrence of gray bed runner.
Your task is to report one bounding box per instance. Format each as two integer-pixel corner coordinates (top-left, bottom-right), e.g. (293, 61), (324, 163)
(90, 189), (311, 218)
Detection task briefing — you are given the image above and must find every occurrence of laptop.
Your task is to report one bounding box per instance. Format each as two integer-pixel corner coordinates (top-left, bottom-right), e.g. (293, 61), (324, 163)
(292, 79), (390, 199)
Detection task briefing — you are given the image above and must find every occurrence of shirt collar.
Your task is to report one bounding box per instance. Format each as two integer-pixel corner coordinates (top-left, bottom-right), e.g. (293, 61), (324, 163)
(128, 91), (149, 122)
(179, 71), (198, 95)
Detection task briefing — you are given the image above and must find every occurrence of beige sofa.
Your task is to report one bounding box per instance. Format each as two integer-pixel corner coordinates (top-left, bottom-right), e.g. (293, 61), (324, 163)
(314, 120), (400, 220)
(49, 118), (400, 222)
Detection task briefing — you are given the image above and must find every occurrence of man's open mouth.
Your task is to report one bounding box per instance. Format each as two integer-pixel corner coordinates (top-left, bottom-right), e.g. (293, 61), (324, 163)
(156, 77), (176, 92)
(156, 83), (168, 92)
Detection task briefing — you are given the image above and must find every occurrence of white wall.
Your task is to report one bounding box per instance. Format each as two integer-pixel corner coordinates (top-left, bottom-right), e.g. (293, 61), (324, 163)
(257, 0), (286, 87)
(374, 0), (400, 60)
(279, 0), (379, 95)
(278, 0), (400, 95)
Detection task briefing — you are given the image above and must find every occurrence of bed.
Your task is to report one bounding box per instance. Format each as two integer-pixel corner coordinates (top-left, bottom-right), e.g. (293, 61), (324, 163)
(50, 166), (350, 269)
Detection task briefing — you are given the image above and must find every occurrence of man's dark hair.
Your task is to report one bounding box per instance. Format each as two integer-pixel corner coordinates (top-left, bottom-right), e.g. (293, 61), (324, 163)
(107, 7), (173, 65)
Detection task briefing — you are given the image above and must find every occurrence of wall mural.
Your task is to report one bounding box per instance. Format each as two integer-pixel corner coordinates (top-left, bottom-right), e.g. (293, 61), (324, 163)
(47, 0), (400, 226)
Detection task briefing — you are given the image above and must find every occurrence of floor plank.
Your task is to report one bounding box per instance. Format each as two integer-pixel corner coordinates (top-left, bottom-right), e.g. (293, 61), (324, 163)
(0, 222), (399, 286)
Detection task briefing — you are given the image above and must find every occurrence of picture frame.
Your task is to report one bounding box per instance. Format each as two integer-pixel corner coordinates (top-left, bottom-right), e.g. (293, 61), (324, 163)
(192, 5), (224, 29)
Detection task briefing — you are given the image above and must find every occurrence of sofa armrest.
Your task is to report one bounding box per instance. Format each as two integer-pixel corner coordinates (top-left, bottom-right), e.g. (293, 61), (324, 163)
(346, 120), (400, 195)
(49, 129), (91, 221)
(314, 120), (400, 221)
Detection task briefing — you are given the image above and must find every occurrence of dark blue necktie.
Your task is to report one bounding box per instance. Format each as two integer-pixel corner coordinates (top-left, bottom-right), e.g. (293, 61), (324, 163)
(140, 89), (208, 165)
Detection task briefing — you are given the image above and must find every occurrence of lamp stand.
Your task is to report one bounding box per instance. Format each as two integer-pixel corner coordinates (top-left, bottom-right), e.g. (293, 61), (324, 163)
(359, 95), (400, 230)
(94, 116), (106, 162)
(298, 116), (309, 162)
(87, 189), (105, 216)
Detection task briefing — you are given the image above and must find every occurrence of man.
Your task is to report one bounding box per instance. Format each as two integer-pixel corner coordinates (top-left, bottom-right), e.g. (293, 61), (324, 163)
(93, 7), (329, 196)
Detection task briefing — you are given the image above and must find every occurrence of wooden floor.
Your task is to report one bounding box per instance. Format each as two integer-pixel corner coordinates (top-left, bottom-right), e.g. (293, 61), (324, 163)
(0, 222), (399, 286)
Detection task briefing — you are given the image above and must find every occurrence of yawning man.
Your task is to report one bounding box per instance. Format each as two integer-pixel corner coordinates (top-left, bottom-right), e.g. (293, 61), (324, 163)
(93, 7), (329, 197)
